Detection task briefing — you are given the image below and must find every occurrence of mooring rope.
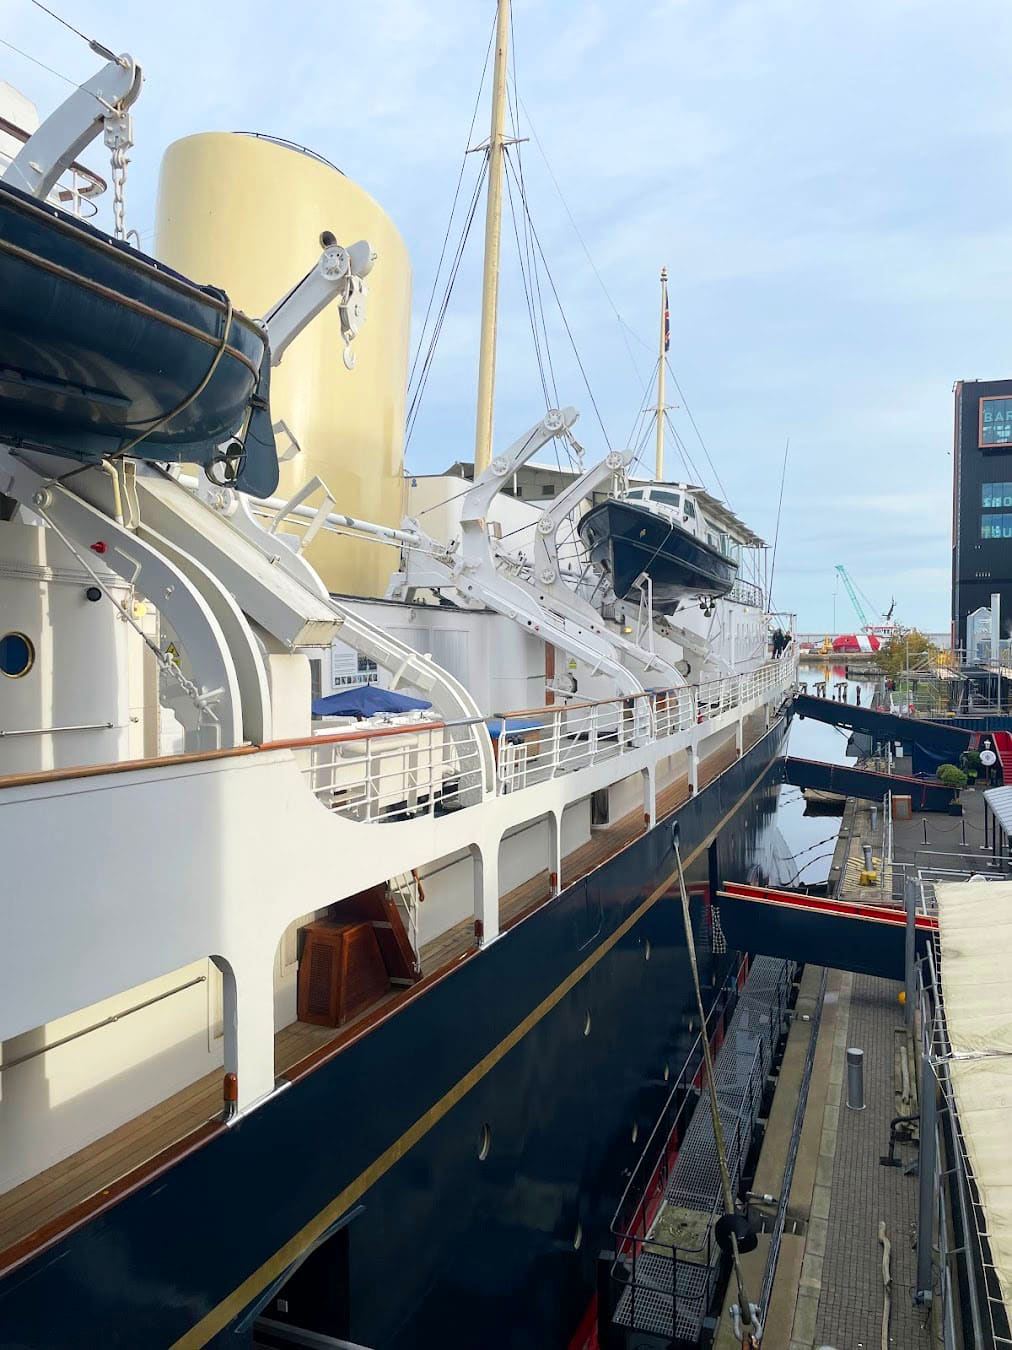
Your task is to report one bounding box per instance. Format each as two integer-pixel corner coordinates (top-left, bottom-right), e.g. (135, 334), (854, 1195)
(673, 838), (761, 1346)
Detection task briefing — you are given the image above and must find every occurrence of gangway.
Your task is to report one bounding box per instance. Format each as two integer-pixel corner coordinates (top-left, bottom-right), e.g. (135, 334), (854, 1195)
(793, 692), (974, 761)
(716, 882), (936, 980)
(783, 755), (960, 812)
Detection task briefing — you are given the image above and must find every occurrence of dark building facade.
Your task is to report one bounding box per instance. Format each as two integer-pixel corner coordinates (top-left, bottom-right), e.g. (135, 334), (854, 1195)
(952, 378), (1012, 651)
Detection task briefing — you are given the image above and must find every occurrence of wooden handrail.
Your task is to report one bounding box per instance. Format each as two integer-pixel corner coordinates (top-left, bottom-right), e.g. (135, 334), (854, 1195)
(263, 721), (449, 752)
(0, 660), (790, 793)
(0, 744), (258, 791)
(492, 688), (686, 720)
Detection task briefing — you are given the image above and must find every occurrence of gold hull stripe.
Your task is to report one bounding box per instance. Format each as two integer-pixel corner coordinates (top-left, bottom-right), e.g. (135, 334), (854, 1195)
(171, 743), (778, 1348)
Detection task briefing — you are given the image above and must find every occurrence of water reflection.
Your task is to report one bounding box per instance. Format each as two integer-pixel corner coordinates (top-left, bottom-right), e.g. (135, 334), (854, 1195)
(775, 671), (879, 889)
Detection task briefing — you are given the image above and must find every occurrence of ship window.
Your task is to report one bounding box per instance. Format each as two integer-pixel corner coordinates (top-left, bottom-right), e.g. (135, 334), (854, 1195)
(626, 490), (644, 499)
(981, 513), (1012, 539)
(651, 491), (680, 508)
(683, 500), (696, 518)
(0, 632), (34, 679)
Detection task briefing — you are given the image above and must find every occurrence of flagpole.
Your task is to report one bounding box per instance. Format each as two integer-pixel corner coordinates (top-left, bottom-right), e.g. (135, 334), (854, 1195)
(654, 266), (668, 481)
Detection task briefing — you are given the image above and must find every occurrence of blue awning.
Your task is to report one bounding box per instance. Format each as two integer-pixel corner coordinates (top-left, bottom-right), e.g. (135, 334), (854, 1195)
(312, 685), (433, 719)
(486, 716), (546, 741)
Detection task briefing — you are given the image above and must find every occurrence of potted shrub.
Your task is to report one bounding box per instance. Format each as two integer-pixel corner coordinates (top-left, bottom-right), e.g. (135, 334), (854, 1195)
(937, 763), (968, 815)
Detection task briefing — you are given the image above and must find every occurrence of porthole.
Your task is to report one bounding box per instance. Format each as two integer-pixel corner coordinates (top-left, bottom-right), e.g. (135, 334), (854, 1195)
(631, 1121), (639, 1144)
(478, 1122), (492, 1161)
(583, 1010), (592, 1037)
(663, 1063), (671, 1083)
(573, 1221), (583, 1250)
(644, 939), (652, 962)
(0, 632), (34, 679)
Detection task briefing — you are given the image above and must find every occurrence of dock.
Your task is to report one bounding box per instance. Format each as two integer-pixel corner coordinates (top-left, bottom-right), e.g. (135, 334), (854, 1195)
(713, 752), (1006, 1348)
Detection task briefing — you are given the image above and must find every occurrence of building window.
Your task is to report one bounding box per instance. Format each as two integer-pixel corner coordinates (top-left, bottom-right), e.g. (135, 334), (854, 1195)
(983, 483), (1012, 508)
(981, 513), (1012, 539)
(980, 397), (1012, 447)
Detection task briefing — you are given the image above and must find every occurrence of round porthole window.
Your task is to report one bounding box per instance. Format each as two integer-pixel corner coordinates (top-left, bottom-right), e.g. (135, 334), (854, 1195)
(0, 632), (34, 679)
(644, 939), (652, 962)
(478, 1123), (492, 1161)
(631, 1121), (639, 1144)
(583, 1011), (592, 1037)
(573, 1221), (583, 1250)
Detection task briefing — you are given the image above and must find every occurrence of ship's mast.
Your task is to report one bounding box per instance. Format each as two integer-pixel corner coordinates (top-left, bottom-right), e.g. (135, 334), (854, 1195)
(655, 265), (668, 482)
(473, 0), (512, 476)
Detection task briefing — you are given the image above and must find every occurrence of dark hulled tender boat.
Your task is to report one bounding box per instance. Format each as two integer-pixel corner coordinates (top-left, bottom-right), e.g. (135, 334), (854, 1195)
(0, 180), (278, 496)
(578, 487), (739, 610)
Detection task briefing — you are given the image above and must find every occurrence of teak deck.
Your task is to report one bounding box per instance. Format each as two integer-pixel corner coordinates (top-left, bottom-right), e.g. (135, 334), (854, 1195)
(0, 715), (765, 1269)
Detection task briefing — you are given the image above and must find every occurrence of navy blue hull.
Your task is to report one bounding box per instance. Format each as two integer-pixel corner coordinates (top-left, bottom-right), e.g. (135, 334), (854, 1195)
(578, 499), (737, 609)
(0, 181), (278, 497)
(0, 715), (790, 1349)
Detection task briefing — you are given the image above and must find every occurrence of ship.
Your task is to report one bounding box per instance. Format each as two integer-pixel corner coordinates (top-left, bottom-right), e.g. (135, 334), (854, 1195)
(0, 10), (796, 1349)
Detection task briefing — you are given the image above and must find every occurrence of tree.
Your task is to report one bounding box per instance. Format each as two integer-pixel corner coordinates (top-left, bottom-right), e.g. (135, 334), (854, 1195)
(873, 628), (940, 679)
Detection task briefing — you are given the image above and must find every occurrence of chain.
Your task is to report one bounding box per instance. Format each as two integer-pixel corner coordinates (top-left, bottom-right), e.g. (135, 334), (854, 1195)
(111, 144), (127, 240)
(103, 105), (133, 242)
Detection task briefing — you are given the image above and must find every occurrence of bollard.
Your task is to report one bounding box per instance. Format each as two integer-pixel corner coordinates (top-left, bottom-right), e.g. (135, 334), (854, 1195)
(846, 1047), (866, 1110)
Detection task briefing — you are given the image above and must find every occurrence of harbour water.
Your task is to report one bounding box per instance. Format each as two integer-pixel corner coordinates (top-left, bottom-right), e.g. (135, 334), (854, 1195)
(775, 666), (879, 888)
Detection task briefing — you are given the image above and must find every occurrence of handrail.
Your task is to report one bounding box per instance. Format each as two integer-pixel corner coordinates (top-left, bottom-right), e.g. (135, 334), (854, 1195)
(0, 744), (258, 791)
(0, 658), (796, 796)
(263, 721), (450, 751)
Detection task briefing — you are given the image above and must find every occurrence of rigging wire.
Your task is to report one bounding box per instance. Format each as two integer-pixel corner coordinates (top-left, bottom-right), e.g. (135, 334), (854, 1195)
(503, 148), (612, 450)
(29, 0), (97, 47)
(507, 99), (560, 415)
(516, 92), (646, 389)
(767, 437), (790, 612)
(0, 35), (81, 88)
(664, 409), (705, 486)
(502, 161), (552, 410)
(404, 158), (488, 450)
(404, 13), (495, 443)
(666, 362), (731, 504)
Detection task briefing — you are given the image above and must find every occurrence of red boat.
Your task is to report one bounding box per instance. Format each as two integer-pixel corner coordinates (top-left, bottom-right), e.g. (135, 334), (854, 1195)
(832, 633), (881, 653)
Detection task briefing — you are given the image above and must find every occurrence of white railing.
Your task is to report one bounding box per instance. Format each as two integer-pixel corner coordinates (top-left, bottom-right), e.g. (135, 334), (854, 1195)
(494, 657), (794, 795)
(294, 720), (486, 823)
(289, 657), (796, 822)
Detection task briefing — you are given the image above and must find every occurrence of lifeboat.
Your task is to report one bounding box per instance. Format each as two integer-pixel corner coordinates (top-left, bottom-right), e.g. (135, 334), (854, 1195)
(0, 179), (277, 496)
(578, 485), (738, 610)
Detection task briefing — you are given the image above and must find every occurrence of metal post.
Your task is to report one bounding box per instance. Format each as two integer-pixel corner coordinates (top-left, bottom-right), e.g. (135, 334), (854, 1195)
(846, 1047), (866, 1111)
(904, 877), (917, 1029)
(915, 1038), (937, 1304)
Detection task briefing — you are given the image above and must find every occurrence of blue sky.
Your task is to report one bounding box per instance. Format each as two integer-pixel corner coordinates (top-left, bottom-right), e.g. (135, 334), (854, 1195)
(6, 0), (1012, 631)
